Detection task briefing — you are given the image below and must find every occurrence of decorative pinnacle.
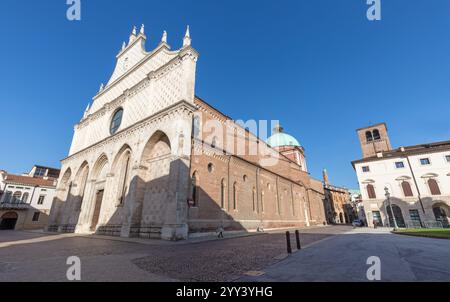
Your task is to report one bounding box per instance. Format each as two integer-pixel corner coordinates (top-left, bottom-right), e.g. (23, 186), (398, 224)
(122, 41), (126, 50)
(161, 30), (167, 43)
(183, 25), (191, 47)
(132, 25), (137, 36)
(99, 83), (104, 92)
(140, 24), (145, 35)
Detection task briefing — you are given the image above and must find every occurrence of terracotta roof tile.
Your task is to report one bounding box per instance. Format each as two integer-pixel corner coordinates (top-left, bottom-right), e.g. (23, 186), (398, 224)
(5, 174), (57, 187)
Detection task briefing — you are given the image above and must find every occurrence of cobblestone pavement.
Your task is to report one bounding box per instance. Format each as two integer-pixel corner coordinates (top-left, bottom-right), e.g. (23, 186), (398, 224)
(0, 226), (351, 282)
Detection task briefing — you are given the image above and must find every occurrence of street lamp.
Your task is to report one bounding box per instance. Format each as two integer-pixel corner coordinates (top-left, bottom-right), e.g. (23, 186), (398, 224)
(384, 187), (398, 230)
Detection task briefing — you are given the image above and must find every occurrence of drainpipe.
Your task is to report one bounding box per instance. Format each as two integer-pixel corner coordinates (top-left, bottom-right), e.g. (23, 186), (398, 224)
(256, 167), (260, 214)
(30, 186), (37, 205)
(405, 155), (425, 214)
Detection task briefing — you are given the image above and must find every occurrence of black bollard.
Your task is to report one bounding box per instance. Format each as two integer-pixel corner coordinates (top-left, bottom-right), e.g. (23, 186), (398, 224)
(286, 231), (292, 254)
(295, 230), (301, 250)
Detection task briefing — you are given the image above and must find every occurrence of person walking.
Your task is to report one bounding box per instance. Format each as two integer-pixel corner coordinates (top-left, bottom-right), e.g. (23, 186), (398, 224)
(217, 223), (224, 239)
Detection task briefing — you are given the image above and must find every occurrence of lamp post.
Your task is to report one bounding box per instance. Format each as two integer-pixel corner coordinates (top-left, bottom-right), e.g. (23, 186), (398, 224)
(385, 187), (398, 230)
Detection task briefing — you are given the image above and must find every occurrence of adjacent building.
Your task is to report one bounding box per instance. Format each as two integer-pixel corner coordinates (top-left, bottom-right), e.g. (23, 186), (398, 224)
(322, 170), (352, 224)
(349, 189), (365, 224)
(47, 26), (327, 241)
(0, 166), (59, 230)
(352, 123), (450, 228)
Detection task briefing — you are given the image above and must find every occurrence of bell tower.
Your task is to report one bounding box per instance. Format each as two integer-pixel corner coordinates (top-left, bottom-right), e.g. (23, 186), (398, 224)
(357, 123), (392, 158)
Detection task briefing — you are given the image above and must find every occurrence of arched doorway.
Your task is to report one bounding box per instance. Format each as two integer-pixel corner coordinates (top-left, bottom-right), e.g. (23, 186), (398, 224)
(140, 131), (172, 227)
(88, 155), (109, 232)
(0, 212), (19, 230)
(387, 205), (406, 228)
(433, 203), (450, 228)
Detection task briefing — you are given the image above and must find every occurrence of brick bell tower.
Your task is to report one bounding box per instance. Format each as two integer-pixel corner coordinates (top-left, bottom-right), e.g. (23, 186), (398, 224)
(357, 123), (392, 158)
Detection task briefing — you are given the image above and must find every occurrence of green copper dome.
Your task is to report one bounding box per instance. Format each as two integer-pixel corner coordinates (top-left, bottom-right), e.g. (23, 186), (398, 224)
(266, 125), (301, 148)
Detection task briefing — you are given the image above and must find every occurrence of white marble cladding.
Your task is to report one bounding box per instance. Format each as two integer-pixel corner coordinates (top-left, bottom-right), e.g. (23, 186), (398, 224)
(69, 32), (198, 156)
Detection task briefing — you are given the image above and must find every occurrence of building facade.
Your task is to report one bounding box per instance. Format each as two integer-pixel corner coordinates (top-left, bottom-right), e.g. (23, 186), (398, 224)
(47, 26), (327, 240)
(349, 189), (365, 224)
(322, 170), (352, 224)
(352, 123), (450, 228)
(0, 166), (59, 230)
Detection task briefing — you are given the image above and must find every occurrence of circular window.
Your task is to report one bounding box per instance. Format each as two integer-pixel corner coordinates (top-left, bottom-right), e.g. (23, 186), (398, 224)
(110, 108), (123, 135)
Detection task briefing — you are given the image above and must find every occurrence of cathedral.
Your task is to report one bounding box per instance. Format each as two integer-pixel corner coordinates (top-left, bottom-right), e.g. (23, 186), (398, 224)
(48, 25), (326, 240)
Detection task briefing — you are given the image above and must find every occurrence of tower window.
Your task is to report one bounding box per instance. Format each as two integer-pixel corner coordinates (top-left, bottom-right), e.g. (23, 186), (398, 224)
(362, 166), (370, 173)
(445, 155), (450, 163)
(365, 131), (373, 143)
(372, 129), (381, 140)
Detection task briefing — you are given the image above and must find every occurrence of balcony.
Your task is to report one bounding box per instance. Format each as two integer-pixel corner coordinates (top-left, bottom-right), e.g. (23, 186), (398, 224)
(0, 202), (30, 210)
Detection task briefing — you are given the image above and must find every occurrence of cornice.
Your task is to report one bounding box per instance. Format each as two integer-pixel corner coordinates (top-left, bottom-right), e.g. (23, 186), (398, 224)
(62, 100), (196, 164)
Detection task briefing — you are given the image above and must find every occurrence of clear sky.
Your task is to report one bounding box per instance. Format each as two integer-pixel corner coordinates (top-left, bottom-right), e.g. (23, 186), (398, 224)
(1, 0), (449, 188)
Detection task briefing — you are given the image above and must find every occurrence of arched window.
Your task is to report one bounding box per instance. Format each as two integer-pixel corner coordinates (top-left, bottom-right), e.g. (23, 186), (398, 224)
(21, 193), (29, 204)
(233, 182), (237, 210)
(118, 152), (131, 206)
(193, 115), (201, 138)
(367, 184), (376, 199)
(401, 181), (413, 197)
(291, 194), (295, 216)
(110, 108), (124, 135)
(252, 187), (256, 212)
(428, 179), (441, 196)
(12, 192), (22, 204)
(366, 131), (373, 143)
(220, 179), (226, 209)
(3, 191), (12, 204)
(211, 136), (217, 149)
(372, 129), (381, 140)
(191, 172), (199, 206)
(78, 168), (89, 210)
(261, 191), (265, 213)
(67, 182), (73, 200)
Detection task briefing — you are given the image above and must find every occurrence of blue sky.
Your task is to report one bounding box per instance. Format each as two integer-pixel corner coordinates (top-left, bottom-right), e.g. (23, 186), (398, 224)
(1, 0), (449, 188)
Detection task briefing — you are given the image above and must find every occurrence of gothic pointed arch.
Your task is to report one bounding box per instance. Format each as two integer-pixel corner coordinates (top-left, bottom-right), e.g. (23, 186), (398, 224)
(92, 154), (109, 181)
(139, 130), (173, 227)
(74, 161), (90, 210)
(111, 144), (133, 206)
(140, 130), (172, 163)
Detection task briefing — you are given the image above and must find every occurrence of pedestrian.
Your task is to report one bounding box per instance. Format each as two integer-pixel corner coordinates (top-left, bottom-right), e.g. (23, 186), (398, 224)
(217, 223), (224, 239)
